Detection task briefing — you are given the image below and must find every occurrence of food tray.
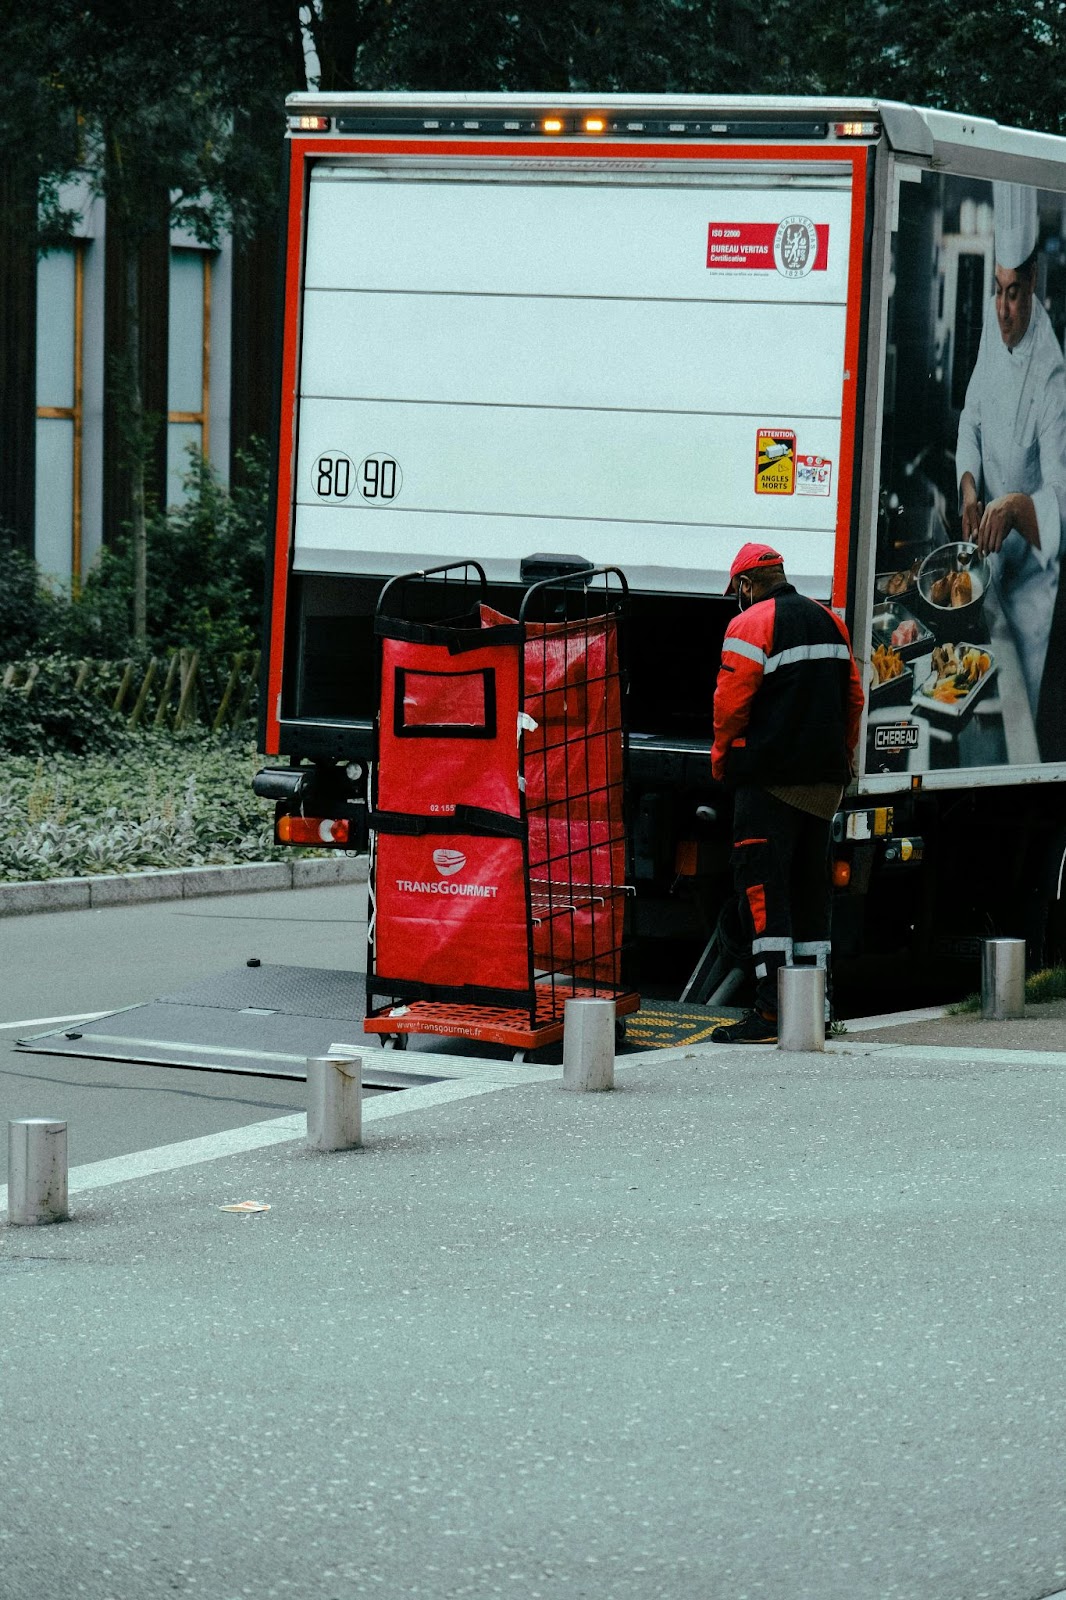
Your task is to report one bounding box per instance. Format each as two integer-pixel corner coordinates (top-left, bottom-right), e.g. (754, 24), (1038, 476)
(869, 660), (914, 708)
(871, 602), (934, 663)
(911, 642), (997, 729)
(875, 567), (920, 603)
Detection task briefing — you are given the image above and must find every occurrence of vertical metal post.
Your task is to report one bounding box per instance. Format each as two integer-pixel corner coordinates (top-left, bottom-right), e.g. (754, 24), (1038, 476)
(306, 1056), (363, 1151)
(981, 939), (1026, 1020)
(8, 1120), (69, 1225)
(563, 998), (615, 1091)
(777, 968), (825, 1053)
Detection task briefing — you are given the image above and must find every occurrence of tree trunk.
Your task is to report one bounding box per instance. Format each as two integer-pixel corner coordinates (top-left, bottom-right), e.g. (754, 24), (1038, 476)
(124, 249), (148, 645)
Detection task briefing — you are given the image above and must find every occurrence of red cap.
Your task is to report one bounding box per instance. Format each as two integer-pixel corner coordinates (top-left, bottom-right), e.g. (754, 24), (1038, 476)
(725, 542), (784, 594)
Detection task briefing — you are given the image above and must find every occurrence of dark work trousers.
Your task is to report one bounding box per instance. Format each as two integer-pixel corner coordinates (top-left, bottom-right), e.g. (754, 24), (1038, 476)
(730, 786), (833, 1017)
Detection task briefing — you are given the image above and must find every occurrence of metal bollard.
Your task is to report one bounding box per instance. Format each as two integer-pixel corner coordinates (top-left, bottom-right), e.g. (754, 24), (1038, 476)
(8, 1120), (69, 1225)
(981, 938), (1026, 1020)
(777, 967), (825, 1053)
(563, 998), (615, 1091)
(306, 1056), (363, 1151)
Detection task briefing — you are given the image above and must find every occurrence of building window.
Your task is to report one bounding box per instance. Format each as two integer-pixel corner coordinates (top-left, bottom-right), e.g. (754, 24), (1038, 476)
(35, 243), (84, 581)
(167, 247), (212, 503)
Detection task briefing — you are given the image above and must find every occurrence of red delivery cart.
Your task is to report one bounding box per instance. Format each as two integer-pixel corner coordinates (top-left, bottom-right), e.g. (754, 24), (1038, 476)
(364, 560), (639, 1057)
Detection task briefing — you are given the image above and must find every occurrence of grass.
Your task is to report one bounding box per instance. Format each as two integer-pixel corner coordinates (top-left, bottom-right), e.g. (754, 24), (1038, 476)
(0, 729), (304, 882)
(948, 965), (1066, 1014)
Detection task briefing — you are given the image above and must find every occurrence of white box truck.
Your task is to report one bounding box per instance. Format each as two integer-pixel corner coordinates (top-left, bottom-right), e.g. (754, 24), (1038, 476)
(257, 92), (1066, 985)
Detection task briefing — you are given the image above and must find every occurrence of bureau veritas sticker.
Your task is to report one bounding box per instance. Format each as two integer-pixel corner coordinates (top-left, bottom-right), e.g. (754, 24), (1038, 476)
(707, 221), (829, 272)
(774, 216), (819, 278)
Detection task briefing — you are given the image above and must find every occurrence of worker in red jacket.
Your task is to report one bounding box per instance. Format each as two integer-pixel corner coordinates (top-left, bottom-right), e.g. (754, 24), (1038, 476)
(709, 543), (865, 1043)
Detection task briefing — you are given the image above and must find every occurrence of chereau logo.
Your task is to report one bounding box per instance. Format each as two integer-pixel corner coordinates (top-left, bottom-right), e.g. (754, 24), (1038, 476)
(433, 848), (466, 876)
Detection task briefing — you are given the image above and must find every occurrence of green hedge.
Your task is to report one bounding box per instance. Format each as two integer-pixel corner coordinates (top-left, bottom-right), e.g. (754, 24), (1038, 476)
(0, 441), (267, 669)
(0, 730), (291, 881)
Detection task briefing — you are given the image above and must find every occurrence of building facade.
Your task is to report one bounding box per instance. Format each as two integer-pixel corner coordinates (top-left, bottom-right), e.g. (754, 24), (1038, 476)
(1, 172), (273, 584)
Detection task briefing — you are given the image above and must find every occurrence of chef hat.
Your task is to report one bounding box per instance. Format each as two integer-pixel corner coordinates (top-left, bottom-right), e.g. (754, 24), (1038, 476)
(993, 181), (1039, 269)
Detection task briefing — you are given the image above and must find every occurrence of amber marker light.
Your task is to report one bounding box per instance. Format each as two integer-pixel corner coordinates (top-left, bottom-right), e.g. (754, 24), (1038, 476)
(542, 117), (565, 134)
(583, 116), (607, 134)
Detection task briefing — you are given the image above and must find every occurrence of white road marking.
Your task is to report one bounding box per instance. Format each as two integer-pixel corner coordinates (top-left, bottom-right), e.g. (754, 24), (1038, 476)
(825, 1040), (1066, 1068)
(841, 1005), (948, 1032)
(0, 1012), (110, 1033)
(0, 1061), (559, 1215)
(7, 1036), (1066, 1220)
(56, 1032), (314, 1064)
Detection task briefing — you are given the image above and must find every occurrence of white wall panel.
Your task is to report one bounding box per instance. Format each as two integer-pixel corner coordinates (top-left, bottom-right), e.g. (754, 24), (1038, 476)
(306, 167), (853, 305)
(36, 248), (76, 409)
(35, 418), (74, 581)
(299, 289), (846, 418)
(168, 251), (205, 414)
(292, 500), (836, 598)
(294, 396), (839, 527)
(295, 163), (852, 595)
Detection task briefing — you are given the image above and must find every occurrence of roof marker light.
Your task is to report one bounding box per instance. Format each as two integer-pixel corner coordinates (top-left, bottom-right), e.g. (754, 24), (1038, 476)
(291, 115), (330, 131)
(835, 120), (880, 138)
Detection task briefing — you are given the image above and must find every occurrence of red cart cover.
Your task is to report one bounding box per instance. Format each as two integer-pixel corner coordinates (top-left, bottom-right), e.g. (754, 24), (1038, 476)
(371, 602), (626, 1007)
(376, 628), (522, 820)
(484, 605), (625, 985)
(372, 830), (530, 997)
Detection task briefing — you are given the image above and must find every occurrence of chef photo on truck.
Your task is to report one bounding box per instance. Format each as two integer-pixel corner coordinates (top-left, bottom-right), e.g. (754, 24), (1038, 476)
(869, 171), (1066, 778)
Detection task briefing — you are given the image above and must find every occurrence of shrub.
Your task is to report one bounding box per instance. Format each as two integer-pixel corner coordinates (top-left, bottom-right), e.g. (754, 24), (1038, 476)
(0, 440), (269, 663)
(0, 529), (52, 656)
(0, 659), (134, 757)
(0, 730), (286, 881)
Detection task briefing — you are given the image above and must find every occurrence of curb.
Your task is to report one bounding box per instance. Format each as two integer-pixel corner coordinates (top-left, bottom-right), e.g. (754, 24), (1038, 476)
(0, 853), (368, 917)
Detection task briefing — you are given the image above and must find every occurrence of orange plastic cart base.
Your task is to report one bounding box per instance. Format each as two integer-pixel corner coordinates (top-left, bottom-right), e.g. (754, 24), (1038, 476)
(364, 987), (640, 1051)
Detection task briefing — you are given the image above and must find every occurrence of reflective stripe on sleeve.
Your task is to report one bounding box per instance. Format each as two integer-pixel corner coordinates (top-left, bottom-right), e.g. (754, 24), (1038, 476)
(763, 642), (853, 674)
(722, 636), (766, 666)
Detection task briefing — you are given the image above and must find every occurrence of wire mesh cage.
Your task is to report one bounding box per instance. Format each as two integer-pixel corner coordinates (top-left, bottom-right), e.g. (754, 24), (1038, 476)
(364, 561), (637, 1052)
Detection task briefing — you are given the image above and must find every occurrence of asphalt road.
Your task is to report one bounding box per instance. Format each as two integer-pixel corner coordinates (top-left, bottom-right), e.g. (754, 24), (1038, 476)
(4, 1039), (1066, 1599)
(0, 884), (372, 1182)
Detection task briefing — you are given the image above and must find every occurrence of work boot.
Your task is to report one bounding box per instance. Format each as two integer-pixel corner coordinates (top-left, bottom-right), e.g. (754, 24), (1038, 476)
(709, 1008), (778, 1044)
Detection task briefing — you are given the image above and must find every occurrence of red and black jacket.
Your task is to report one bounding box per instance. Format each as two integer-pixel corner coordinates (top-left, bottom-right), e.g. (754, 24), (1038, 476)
(711, 584), (864, 787)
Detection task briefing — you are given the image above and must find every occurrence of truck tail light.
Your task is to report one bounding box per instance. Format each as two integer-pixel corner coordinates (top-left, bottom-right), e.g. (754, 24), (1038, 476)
(277, 816), (350, 846)
(832, 858), (852, 888)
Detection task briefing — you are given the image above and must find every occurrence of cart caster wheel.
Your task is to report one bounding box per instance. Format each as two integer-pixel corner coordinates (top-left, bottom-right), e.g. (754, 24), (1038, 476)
(512, 1049), (527, 1063)
(381, 1033), (407, 1051)
(615, 1019), (628, 1044)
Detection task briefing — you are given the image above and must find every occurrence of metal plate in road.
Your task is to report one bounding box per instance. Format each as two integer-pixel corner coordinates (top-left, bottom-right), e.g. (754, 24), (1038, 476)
(15, 964), (433, 1088)
(15, 964), (743, 1079)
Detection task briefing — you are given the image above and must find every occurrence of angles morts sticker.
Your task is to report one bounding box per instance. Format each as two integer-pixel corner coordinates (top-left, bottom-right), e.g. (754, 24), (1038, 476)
(755, 429), (796, 495)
